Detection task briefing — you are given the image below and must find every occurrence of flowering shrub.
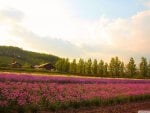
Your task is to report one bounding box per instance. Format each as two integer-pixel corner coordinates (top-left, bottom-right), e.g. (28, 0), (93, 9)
(0, 73), (150, 112)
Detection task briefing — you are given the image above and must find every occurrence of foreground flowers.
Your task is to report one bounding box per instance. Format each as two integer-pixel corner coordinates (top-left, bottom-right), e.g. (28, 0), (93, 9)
(0, 73), (150, 113)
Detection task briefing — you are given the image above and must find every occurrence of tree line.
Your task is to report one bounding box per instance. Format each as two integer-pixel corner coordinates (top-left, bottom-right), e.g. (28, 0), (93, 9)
(55, 57), (150, 78)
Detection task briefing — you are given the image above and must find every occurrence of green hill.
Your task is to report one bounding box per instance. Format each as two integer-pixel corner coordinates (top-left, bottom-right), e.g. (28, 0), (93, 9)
(0, 46), (60, 67)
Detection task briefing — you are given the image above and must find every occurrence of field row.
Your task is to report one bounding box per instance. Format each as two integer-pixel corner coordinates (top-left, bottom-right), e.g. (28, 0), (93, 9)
(0, 73), (150, 113)
(0, 73), (149, 84)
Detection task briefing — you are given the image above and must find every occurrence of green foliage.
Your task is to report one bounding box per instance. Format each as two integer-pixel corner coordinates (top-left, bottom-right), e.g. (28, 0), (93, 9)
(97, 60), (104, 76)
(55, 59), (63, 72)
(126, 57), (136, 77)
(48, 56), (150, 78)
(64, 58), (70, 73)
(109, 57), (122, 77)
(77, 58), (85, 74)
(103, 63), (108, 76)
(120, 62), (125, 77)
(55, 58), (70, 73)
(148, 62), (150, 77)
(91, 59), (98, 75)
(0, 46), (150, 79)
(139, 57), (148, 77)
(0, 46), (59, 67)
(85, 58), (92, 75)
(69, 59), (77, 73)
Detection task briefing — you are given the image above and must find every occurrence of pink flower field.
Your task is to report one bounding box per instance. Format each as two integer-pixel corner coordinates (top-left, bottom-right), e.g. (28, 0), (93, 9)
(0, 73), (150, 113)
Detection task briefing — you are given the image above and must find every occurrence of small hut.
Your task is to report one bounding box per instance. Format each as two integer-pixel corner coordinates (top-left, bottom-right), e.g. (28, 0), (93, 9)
(34, 63), (55, 70)
(11, 61), (22, 68)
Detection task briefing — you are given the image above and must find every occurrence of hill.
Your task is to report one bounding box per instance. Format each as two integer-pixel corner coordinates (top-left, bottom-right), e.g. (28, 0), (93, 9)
(0, 46), (60, 67)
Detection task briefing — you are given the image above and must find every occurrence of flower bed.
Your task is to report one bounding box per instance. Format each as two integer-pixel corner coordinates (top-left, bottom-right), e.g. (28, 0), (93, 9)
(0, 73), (150, 113)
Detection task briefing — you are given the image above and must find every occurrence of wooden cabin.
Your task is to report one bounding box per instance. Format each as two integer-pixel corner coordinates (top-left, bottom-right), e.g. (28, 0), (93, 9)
(11, 62), (22, 68)
(34, 63), (55, 70)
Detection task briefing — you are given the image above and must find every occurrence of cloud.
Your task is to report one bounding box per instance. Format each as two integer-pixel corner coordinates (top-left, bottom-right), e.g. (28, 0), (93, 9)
(0, 6), (150, 61)
(74, 10), (150, 61)
(0, 8), (24, 24)
(106, 10), (150, 54)
(0, 8), (24, 46)
(11, 25), (84, 58)
(0, 8), (84, 58)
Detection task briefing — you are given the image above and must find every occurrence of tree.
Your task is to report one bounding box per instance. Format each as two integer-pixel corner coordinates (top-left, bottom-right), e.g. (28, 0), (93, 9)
(55, 59), (63, 72)
(97, 60), (104, 76)
(57, 58), (70, 73)
(109, 58), (115, 76)
(61, 58), (66, 72)
(69, 59), (77, 73)
(77, 58), (84, 74)
(65, 58), (70, 72)
(109, 57), (122, 77)
(92, 59), (98, 75)
(85, 58), (92, 75)
(120, 62), (125, 77)
(139, 57), (148, 77)
(126, 57), (136, 77)
(103, 63), (108, 76)
(148, 61), (150, 77)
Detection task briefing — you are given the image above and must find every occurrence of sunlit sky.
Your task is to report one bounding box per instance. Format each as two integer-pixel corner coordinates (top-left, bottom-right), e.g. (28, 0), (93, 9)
(0, 0), (150, 61)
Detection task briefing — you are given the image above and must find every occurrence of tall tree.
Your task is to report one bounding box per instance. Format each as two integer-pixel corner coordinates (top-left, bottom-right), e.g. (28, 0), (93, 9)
(126, 57), (136, 77)
(59, 58), (70, 72)
(109, 57), (122, 77)
(85, 58), (92, 75)
(55, 59), (63, 72)
(92, 59), (98, 75)
(139, 57), (148, 77)
(109, 58), (115, 76)
(65, 58), (70, 72)
(61, 58), (66, 72)
(103, 62), (108, 76)
(69, 59), (77, 73)
(77, 58), (84, 74)
(148, 61), (150, 77)
(97, 60), (104, 76)
(120, 62), (125, 77)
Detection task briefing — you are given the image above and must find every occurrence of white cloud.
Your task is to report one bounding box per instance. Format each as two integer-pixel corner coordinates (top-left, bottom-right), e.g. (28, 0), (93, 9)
(11, 26), (84, 58)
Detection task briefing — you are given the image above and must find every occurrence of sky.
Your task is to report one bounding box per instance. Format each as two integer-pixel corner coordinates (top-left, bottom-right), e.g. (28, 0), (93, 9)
(0, 0), (150, 62)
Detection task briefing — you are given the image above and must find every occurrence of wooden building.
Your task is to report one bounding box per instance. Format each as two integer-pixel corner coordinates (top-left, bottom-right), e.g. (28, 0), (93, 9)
(34, 63), (55, 70)
(11, 62), (22, 68)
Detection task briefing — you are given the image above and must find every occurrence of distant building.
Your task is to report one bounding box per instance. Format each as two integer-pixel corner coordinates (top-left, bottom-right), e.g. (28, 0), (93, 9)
(34, 63), (55, 70)
(11, 62), (22, 68)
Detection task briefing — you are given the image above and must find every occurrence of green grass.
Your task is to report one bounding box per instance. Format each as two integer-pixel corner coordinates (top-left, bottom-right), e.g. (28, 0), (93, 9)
(1, 94), (149, 113)
(41, 94), (150, 112)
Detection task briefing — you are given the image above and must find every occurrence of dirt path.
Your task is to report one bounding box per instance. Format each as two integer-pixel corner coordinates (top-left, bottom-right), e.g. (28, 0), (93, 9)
(0, 71), (147, 80)
(42, 101), (150, 113)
